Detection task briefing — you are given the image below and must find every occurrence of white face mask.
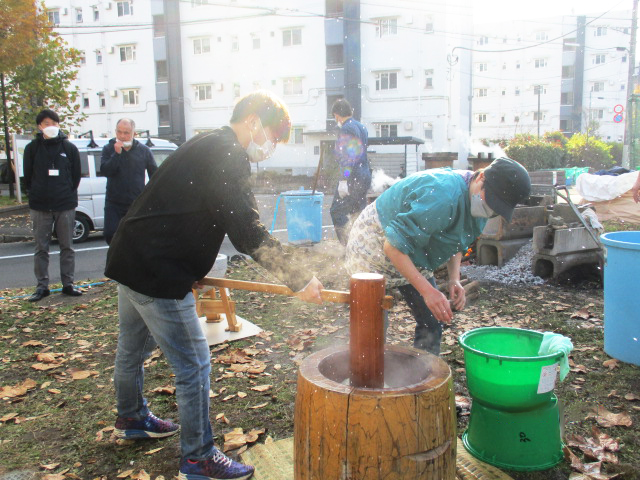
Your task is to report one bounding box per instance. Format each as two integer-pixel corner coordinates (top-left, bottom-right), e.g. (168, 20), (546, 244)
(42, 126), (60, 138)
(122, 140), (133, 148)
(470, 193), (497, 218)
(246, 119), (275, 163)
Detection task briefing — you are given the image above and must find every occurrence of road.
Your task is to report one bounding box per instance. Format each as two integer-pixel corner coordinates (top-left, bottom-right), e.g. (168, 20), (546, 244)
(0, 193), (337, 291)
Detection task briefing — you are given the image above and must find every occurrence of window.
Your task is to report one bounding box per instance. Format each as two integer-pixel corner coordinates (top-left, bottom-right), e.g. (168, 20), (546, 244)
(501, 88), (506, 96)
(535, 31), (548, 41)
(283, 28), (302, 46)
(156, 60), (168, 82)
(375, 124), (398, 137)
(560, 119), (573, 132)
(562, 65), (575, 78)
(193, 37), (211, 55)
(514, 115), (520, 123)
(477, 63), (487, 72)
(594, 109), (604, 120)
(93, 7), (99, 21)
(158, 105), (170, 127)
(561, 92), (574, 105)
(621, 83), (626, 90)
(425, 16), (434, 33)
(283, 77), (303, 95)
(195, 84), (213, 101)
(117, 1), (133, 17)
(376, 18), (397, 37)
(233, 83), (240, 98)
(500, 115), (505, 123)
(423, 122), (433, 140)
(95, 49), (102, 64)
(622, 55), (627, 63)
(533, 85), (546, 95)
(122, 89), (139, 106)
(192, 0), (208, 5)
(120, 45), (136, 62)
(326, 45), (344, 67)
(76, 8), (83, 23)
(48, 10), (60, 25)
(516, 60), (521, 69)
(534, 58), (547, 68)
(563, 39), (577, 51)
(476, 88), (488, 97)
(82, 94), (89, 108)
(592, 82), (604, 92)
(326, 0), (344, 17)
(231, 35), (239, 52)
(424, 69), (434, 89)
(476, 114), (487, 123)
(502, 63), (507, 70)
(477, 36), (488, 46)
(533, 111), (544, 121)
(98, 92), (106, 108)
(595, 26), (607, 36)
(375, 72), (397, 91)
(153, 16), (165, 37)
(289, 127), (304, 144)
(515, 86), (520, 96)
(252, 36), (260, 49)
(594, 54), (606, 64)
(79, 51), (86, 65)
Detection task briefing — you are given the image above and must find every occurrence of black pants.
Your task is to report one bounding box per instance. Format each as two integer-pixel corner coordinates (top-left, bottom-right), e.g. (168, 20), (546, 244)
(397, 278), (443, 355)
(104, 201), (130, 245)
(330, 175), (370, 245)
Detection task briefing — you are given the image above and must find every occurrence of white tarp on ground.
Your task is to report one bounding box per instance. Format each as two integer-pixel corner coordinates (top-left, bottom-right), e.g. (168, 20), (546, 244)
(576, 172), (640, 223)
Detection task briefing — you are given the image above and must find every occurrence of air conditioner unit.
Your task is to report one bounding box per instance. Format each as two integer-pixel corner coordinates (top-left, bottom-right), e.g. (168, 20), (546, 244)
(404, 69), (413, 78)
(108, 46), (115, 54)
(216, 83), (224, 91)
(406, 15), (413, 24)
(110, 90), (118, 97)
(105, 2), (112, 10)
(609, 80), (615, 85)
(62, 8), (68, 15)
(404, 121), (413, 130)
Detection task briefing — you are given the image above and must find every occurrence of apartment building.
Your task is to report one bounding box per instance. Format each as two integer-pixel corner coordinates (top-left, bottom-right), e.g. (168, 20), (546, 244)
(471, 11), (633, 143)
(45, 0), (475, 173)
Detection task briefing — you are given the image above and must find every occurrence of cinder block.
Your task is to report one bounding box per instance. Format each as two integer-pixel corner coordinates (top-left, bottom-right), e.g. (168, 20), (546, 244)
(481, 206), (546, 240)
(533, 226), (599, 255)
(476, 237), (531, 267)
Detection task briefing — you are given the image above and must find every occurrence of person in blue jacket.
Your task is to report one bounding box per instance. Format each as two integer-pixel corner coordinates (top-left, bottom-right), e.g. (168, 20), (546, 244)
(101, 118), (158, 244)
(330, 98), (371, 245)
(345, 157), (531, 355)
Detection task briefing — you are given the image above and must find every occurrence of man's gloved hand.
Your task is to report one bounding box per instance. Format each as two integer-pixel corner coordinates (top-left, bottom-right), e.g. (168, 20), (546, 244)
(338, 180), (349, 198)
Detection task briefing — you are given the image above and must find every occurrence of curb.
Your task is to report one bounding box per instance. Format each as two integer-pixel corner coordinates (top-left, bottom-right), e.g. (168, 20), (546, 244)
(0, 203), (29, 218)
(1, 234), (32, 243)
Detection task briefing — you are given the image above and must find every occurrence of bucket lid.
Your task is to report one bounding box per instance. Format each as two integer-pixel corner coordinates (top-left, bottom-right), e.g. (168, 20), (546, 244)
(281, 189), (322, 196)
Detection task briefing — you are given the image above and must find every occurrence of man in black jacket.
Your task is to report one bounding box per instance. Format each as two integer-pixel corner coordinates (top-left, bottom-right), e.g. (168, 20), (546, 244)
(23, 109), (83, 302)
(101, 118), (157, 244)
(105, 91), (323, 480)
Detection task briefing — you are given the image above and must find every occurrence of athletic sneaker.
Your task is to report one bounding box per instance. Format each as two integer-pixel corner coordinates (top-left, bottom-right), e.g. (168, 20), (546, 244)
(178, 448), (255, 480)
(114, 412), (179, 439)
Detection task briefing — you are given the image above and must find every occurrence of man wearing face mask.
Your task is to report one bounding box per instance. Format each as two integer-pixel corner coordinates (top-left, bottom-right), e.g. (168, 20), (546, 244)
(101, 118), (158, 244)
(104, 91), (323, 480)
(345, 158), (531, 355)
(23, 109), (82, 302)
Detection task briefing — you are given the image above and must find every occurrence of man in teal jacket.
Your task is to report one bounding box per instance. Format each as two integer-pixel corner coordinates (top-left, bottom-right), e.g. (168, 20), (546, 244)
(345, 157), (531, 354)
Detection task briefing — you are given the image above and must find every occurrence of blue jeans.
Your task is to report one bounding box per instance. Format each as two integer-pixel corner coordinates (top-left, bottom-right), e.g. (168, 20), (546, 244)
(114, 285), (214, 460)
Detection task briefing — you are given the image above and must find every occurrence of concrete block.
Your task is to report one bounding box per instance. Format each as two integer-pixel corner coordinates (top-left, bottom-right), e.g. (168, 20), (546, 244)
(533, 226), (599, 255)
(476, 237), (531, 267)
(532, 252), (601, 279)
(481, 206), (546, 240)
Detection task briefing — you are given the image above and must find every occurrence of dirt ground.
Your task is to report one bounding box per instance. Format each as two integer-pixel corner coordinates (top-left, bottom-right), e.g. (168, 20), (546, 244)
(0, 239), (639, 480)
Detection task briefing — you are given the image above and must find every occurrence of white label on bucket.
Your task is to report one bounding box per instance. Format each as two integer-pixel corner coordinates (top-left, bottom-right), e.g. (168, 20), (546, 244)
(537, 363), (559, 394)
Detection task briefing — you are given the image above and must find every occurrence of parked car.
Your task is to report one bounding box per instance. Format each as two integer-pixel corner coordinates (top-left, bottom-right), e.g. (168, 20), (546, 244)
(15, 135), (179, 242)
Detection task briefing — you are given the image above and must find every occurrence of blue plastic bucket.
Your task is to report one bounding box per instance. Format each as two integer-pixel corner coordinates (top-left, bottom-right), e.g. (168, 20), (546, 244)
(601, 231), (640, 366)
(278, 189), (323, 244)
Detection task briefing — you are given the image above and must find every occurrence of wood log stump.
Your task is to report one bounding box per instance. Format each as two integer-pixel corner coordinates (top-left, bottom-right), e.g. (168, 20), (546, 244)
(294, 345), (456, 479)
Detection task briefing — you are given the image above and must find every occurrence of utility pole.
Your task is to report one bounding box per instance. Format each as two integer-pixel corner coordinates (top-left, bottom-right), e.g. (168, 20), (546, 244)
(535, 85), (542, 138)
(622, 0), (638, 168)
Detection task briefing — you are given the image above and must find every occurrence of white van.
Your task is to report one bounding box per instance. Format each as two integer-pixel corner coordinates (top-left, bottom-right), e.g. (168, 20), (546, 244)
(15, 135), (179, 242)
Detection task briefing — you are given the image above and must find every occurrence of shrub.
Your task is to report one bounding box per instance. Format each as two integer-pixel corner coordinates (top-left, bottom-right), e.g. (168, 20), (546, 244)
(565, 133), (614, 170)
(504, 134), (565, 171)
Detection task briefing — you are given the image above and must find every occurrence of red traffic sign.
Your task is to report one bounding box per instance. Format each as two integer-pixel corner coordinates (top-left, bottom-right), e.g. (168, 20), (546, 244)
(614, 113), (624, 123)
(614, 104), (624, 114)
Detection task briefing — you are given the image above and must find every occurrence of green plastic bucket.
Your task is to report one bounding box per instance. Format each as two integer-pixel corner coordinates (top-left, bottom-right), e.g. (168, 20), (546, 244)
(462, 396), (563, 471)
(459, 327), (564, 411)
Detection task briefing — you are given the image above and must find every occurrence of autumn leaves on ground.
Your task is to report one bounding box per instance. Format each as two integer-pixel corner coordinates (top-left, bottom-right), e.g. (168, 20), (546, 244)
(0, 245), (639, 480)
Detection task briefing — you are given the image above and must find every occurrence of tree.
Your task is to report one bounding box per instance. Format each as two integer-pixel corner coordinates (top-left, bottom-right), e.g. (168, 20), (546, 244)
(566, 133), (614, 170)
(0, 0), (83, 196)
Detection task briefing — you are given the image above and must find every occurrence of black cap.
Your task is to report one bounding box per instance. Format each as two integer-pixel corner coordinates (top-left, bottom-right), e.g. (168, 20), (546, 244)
(483, 157), (531, 222)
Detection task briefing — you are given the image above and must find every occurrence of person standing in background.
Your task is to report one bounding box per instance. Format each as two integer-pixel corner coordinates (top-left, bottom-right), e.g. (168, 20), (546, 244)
(23, 109), (83, 302)
(100, 118), (157, 244)
(632, 171), (640, 203)
(330, 98), (371, 245)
